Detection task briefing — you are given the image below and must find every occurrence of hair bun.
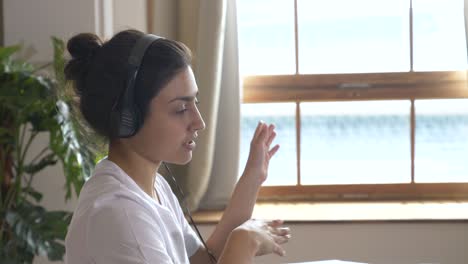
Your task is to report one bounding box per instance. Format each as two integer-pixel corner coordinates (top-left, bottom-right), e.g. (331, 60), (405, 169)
(65, 33), (102, 83)
(67, 33), (102, 60)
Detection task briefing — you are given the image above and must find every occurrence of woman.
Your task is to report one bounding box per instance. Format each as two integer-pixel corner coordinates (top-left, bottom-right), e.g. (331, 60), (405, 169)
(64, 29), (290, 264)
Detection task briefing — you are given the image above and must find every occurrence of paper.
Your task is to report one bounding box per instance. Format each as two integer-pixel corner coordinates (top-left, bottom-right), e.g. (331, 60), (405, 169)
(290, 260), (366, 264)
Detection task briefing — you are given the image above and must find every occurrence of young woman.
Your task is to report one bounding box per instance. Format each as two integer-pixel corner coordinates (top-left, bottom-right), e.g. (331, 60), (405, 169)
(64, 29), (290, 264)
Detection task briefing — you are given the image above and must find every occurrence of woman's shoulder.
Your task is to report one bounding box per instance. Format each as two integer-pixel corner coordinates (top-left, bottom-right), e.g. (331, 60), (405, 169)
(78, 160), (125, 201)
(75, 159), (154, 217)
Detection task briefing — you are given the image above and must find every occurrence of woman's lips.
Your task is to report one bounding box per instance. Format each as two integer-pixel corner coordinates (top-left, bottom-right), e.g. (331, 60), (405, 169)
(184, 140), (196, 151)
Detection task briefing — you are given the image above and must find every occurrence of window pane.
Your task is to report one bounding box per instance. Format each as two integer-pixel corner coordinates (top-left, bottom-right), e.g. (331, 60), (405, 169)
(297, 0), (410, 74)
(413, 0), (467, 71)
(240, 103), (297, 186)
(301, 101), (411, 184)
(415, 99), (468, 183)
(237, 0), (295, 76)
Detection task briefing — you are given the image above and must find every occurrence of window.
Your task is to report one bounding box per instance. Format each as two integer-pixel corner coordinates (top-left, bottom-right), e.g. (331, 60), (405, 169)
(237, 0), (468, 201)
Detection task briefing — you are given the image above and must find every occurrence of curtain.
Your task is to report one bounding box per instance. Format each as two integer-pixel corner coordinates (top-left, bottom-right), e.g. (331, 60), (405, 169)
(465, 0), (468, 57)
(150, 0), (241, 211)
(465, 0), (468, 84)
(198, 0), (241, 210)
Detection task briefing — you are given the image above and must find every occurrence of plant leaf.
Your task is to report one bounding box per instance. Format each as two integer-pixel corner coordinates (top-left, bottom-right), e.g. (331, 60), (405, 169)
(46, 240), (66, 261)
(0, 38), (103, 263)
(52, 37), (66, 88)
(6, 201), (71, 262)
(21, 187), (43, 202)
(24, 153), (57, 174)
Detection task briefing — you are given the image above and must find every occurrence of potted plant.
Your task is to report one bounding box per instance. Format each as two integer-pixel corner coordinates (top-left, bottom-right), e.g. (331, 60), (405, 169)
(0, 38), (100, 263)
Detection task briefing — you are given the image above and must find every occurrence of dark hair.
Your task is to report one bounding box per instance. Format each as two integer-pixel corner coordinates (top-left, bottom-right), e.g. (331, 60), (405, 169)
(64, 29), (192, 139)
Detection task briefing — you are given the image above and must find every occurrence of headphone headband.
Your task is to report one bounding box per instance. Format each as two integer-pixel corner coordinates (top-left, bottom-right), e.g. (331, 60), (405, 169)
(128, 34), (161, 68)
(110, 34), (163, 138)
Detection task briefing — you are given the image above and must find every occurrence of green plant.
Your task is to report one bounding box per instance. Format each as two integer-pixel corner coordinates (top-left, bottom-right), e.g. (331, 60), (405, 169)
(0, 38), (100, 263)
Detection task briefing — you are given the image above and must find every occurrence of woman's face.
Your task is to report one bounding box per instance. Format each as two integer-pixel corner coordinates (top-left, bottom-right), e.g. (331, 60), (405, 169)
(126, 67), (205, 165)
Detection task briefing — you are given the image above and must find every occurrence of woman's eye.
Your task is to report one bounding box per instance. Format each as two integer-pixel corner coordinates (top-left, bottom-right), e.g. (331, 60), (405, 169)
(175, 100), (198, 114)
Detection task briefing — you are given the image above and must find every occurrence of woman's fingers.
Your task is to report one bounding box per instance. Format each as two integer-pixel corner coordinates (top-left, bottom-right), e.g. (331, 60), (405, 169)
(252, 121), (266, 141)
(267, 220), (291, 245)
(265, 126), (276, 147)
(272, 243), (286, 256)
(239, 219), (290, 257)
(268, 219), (284, 227)
(253, 122), (276, 143)
(273, 233), (291, 245)
(269, 226), (291, 236)
(257, 123), (270, 142)
(268, 144), (280, 158)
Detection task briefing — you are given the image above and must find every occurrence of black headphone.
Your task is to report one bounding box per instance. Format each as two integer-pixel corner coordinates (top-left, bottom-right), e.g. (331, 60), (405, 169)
(110, 34), (162, 138)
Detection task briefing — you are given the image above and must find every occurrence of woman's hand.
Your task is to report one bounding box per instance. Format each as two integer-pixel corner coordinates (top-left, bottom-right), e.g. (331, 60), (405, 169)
(233, 219), (291, 257)
(243, 121), (280, 186)
(212, 122), (283, 264)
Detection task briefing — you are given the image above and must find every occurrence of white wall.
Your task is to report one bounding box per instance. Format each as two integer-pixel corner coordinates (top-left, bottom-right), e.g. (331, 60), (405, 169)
(199, 223), (468, 264)
(4, 0), (147, 62)
(4, 0), (96, 63)
(112, 0), (147, 34)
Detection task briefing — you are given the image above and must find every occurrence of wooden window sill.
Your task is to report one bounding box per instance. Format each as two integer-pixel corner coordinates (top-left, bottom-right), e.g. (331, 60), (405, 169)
(192, 200), (468, 224)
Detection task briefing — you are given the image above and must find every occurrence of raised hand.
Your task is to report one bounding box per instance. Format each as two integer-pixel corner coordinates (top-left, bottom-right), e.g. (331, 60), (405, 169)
(243, 121), (280, 186)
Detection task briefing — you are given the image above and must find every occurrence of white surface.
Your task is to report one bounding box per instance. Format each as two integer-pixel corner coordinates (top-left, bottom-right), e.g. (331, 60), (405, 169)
(291, 261), (365, 264)
(4, 0), (96, 63)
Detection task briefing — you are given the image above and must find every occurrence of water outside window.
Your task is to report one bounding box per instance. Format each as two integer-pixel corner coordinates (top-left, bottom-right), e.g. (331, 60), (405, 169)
(415, 99), (468, 183)
(239, 103), (297, 186)
(300, 101), (411, 185)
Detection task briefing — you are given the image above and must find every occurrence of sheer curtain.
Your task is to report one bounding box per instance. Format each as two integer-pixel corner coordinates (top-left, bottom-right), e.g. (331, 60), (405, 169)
(465, 0), (468, 85)
(150, 0), (241, 211)
(465, 0), (468, 57)
(198, 0), (241, 210)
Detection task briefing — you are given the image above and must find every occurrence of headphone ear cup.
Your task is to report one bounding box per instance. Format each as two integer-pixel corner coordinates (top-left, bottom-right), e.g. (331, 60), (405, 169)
(118, 106), (139, 138)
(110, 34), (161, 139)
(109, 109), (122, 138)
(122, 105), (142, 137)
(133, 105), (143, 134)
(109, 106), (139, 138)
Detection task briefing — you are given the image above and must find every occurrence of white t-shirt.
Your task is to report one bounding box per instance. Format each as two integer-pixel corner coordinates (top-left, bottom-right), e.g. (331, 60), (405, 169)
(65, 159), (202, 264)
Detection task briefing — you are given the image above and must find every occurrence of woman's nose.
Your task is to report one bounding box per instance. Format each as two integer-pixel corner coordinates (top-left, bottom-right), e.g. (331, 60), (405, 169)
(193, 108), (206, 131)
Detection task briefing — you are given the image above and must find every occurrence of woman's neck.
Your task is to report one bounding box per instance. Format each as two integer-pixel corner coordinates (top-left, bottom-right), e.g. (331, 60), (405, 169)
(108, 140), (161, 201)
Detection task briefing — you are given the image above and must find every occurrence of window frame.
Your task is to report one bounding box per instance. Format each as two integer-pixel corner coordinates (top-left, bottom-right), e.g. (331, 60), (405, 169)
(239, 0), (468, 201)
(242, 71), (468, 201)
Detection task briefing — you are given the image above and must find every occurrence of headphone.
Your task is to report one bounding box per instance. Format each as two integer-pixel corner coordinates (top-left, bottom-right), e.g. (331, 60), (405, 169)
(110, 34), (162, 138)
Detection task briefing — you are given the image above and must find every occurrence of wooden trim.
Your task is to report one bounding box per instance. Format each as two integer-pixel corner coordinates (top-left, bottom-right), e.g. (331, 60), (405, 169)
(295, 101), (301, 185)
(258, 183), (468, 201)
(242, 71), (468, 102)
(410, 99), (415, 183)
(193, 200), (468, 224)
(146, 0), (154, 33)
